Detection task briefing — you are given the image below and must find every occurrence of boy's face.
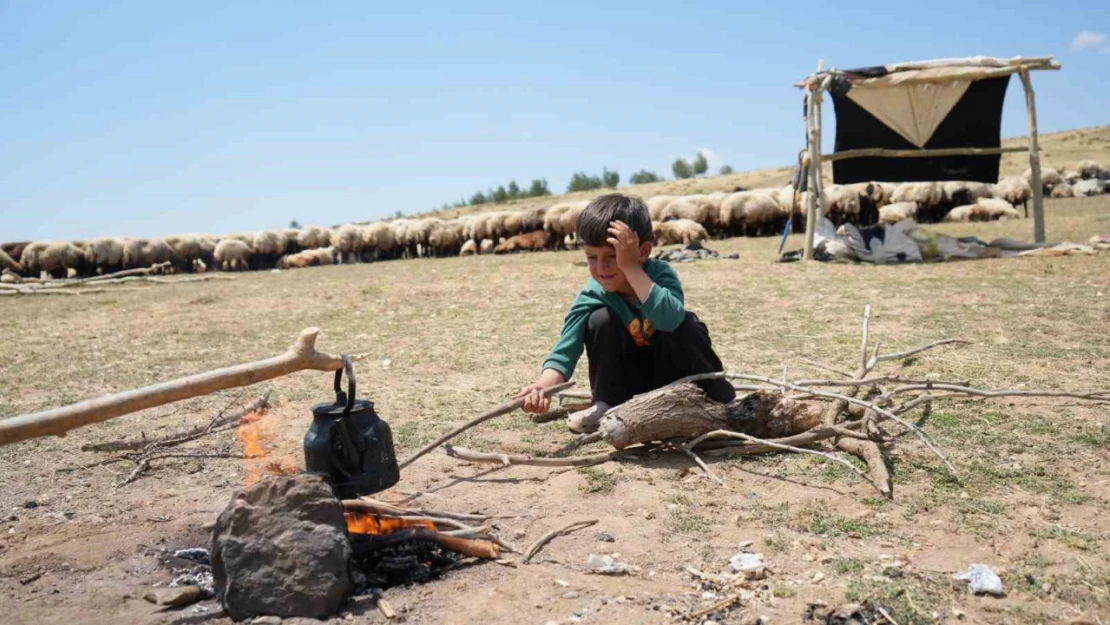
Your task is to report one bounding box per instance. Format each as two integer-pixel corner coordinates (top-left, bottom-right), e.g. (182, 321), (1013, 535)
(583, 242), (651, 294)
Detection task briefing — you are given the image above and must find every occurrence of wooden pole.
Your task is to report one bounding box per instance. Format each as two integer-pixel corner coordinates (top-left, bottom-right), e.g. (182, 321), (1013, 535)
(823, 145), (1029, 162)
(802, 90), (818, 261)
(1019, 67), (1046, 243)
(0, 328), (345, 447)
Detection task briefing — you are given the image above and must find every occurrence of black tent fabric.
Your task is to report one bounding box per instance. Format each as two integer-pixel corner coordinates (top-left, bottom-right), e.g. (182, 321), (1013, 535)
(830, 76), (1011, 184)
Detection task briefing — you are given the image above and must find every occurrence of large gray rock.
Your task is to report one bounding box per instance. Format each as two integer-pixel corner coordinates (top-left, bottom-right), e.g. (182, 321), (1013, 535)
(211, 474), (352, 621)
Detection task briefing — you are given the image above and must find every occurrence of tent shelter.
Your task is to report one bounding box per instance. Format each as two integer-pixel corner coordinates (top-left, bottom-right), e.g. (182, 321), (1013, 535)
(796, 56), (1061, 260)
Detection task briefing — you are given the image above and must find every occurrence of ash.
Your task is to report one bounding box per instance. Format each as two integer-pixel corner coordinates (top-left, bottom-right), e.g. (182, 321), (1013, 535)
(351, 539), (460, 592)
(169, 548), (215, 597)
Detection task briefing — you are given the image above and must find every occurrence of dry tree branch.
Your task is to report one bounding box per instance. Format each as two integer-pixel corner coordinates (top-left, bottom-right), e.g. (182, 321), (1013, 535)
(675, 442), (724, 485)
(859, 303), (873, 372)
(885, 382), (1110, 402)
(687, 429), (887, 496)
(443, 443), (648, 468)
(398, 381), (576, 470)
(874, 339), (971, 363)
(522, 519), (597, 563)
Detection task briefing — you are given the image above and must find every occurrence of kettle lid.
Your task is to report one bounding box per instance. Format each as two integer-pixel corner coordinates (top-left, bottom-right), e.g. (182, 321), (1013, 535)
(311, 397), (374, 418)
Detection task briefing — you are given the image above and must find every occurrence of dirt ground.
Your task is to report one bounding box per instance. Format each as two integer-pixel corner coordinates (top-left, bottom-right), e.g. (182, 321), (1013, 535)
(2, 196), (1108, 625)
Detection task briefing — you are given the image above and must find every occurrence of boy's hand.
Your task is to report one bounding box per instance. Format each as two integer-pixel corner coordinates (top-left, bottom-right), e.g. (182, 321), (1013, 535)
(513, 369), (566, 414)
(607, 220), (642, 272)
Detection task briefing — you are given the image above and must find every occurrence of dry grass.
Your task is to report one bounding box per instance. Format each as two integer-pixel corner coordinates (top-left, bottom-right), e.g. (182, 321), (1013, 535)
(1, 196), (1109, 625)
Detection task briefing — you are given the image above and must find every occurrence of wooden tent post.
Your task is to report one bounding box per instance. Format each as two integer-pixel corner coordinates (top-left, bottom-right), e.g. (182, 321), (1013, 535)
(802, 89), (818, 261)
(1018, 67), (1045, 242)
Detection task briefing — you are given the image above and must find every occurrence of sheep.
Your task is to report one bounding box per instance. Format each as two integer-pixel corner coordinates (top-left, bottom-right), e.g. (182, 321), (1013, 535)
(332, 224), (364, 263)
(821, 184), (862, 227)
(0, 247), (22, 274)
(120, 237), (174, 270)
(1, 242), (29, 265)
(214, 238), (253, 271)
(296, 225), (332, 250)
(944, 199), (1020, 222)
(891, 182), (944, 222)
(542, 203), (572, 248)
(1064, 170), (1082, 184)
(1078, 160), (1103, 179)
(427, 220), (462, 257)
(879, 202), (918, 224)
(1074, 179), (1108, 197)
(521, 206), (548, 232)
(653, 219), (709, 246)
(493, 230), (548, 254)
(1050, 184), (1075, 199)
(645, 195), (676, 221)
(564, 233), (579, 251)
(83, 237), (126, 274)
(164, 234), (215, 273)
(718, 192), (785, 237)
(941, 181), (993, 208)
(459, 239), (478, 257)
(1023, 167), (1064, 192)
(361, 222), (396, 261)
(494, 211), (524, 239)
(556, 202), (589, 242)
(21, 241), (87, 278)
(659, 198), (713, 225)
(994, 176), (1032, 212)
(282, 229), (304, 254)
(849, 182), (891, 226)
(479, 238), (495, 255)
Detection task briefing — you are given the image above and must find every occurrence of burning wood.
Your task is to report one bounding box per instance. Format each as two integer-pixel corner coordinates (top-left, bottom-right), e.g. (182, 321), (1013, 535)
(345, 511), (435, 535)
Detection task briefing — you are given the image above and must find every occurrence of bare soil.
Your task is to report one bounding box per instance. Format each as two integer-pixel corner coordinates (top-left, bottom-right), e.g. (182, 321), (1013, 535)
(2, 196), (1108, 625)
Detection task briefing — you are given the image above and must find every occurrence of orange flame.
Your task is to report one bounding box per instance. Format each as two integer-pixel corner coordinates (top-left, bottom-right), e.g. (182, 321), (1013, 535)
(236, 407), (301, 486)
(345, 512), (435, 535)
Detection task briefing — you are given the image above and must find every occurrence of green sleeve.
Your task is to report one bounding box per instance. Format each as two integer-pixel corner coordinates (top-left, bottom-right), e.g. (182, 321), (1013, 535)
(541, 292), (597, 378)
(640, 260), (686, 332)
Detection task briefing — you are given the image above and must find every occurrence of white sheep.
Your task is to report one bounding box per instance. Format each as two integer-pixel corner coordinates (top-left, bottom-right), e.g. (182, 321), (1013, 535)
(1049, 184), (1074, 199)
(296, 225), (332, 250)
(83, 237), (125, 274)
(879, 202), (918, 224)
(479, 238), (495, 255)
(1074, 179), (1108, 197)
(459, 239), (478, 257)
(653, 219), (709, 246)
(944, 199), (1020, 222)
(21, 241), (86, 278)
(719, 192), (785, 237)
(645, 196), (676, 221)
(1078, 160), (1103, 180)
(214, 239), (252, 271)
(333, 224), (363, 263)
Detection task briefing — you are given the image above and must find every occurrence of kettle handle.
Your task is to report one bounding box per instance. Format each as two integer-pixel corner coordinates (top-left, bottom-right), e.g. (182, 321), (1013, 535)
(332, 355), (357, 419)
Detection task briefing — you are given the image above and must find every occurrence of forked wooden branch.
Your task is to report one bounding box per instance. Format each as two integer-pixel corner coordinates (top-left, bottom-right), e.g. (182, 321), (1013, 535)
(522, 519), (597, 563)
(0, 328), (345, 447)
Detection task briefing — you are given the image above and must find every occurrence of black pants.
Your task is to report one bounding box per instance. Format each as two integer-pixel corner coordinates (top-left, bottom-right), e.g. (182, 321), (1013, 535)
(585, 308), (736, 406)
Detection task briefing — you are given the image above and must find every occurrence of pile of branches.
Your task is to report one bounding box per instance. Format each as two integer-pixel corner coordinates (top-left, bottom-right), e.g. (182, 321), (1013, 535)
(431, 306), (1110, 498)
(0, 262), (233, 296)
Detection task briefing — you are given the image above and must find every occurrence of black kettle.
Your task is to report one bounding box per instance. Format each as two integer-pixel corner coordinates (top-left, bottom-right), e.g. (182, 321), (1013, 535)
(303, 356), (399, 499)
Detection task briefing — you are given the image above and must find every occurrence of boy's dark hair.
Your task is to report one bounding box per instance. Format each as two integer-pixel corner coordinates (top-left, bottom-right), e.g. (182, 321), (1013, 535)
(576, 193), (654, 247)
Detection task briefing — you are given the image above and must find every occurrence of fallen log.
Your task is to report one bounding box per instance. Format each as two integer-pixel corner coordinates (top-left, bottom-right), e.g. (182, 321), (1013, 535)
(598, 385), (824, 450)
(0, 328), (345, 447)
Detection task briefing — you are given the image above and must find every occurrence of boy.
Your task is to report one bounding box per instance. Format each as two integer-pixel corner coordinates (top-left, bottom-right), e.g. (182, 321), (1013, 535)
(515, 193), (736, 432)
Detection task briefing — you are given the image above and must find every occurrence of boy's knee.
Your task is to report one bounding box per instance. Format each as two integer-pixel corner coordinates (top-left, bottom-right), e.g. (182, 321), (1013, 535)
(587, 307), (619, 334)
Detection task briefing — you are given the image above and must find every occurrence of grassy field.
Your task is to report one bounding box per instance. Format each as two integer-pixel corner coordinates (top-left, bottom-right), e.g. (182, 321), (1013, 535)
(420, 125), (1110, 220)
(0, 196), (1108, 625)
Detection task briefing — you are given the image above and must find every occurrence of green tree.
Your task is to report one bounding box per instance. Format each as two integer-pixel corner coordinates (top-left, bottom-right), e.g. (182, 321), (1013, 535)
(719, 164), (734, 175)
(289, 219), (301, 229)
(601, 167), (620, 188)
(469, 191), (488, 205)
(527, 178), (551, 197)
(567, 172), (604, 193)
(672, 158), (693, 180)
(693, 151), (709, 176)
(507, 180), (521, 199)
(492, 185), (509, 203)
(629, 170), (661, 185)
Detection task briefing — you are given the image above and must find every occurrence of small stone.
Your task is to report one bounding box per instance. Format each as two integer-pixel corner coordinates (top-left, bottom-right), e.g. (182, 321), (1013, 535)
(252, 617), (283, 625)
(512, 529), (526, 539)
(1042, 582), (1052, 593)
(562, 591), (580, 600)
(344, 613), (354, 620)
(22, 500), (38, 509)
(594, 532), (615, 543)
(812, 571), (825, 583)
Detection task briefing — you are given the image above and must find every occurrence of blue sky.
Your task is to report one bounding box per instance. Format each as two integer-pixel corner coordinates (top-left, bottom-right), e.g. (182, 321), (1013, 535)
(1, 1), (1106, 241)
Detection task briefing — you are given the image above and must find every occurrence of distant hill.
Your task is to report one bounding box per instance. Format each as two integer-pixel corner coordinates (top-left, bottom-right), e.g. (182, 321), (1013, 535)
(415, 125), (1110, 220)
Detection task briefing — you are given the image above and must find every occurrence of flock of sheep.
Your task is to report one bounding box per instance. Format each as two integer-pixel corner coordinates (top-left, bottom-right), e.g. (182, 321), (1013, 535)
(2, 161), (1107, 280)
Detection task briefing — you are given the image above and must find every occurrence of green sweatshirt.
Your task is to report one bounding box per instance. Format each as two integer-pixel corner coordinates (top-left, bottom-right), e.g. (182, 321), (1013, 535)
(542, 259), (686, 378)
